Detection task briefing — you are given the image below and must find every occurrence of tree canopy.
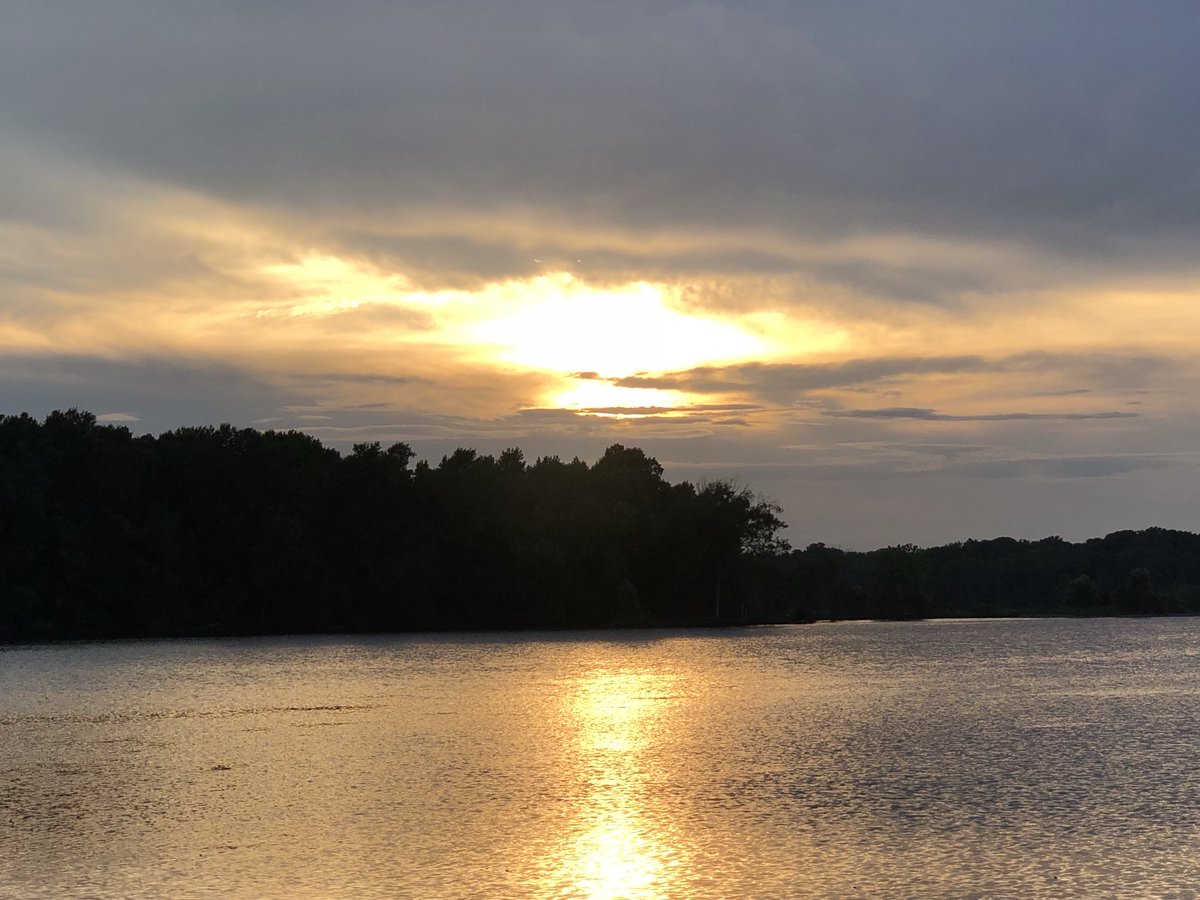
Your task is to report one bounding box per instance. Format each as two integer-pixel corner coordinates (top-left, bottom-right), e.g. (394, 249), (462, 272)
(4, 410), (1200, 643)
(0, 412), (788, 640)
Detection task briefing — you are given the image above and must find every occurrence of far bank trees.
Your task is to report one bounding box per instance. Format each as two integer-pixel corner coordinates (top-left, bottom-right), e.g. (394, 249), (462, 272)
(0, 413), (789, 640)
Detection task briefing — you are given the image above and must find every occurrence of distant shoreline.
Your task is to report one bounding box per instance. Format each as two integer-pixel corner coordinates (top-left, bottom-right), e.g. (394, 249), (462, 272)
(9, 610), (1200, 649)
(3, 411), (1198, 643)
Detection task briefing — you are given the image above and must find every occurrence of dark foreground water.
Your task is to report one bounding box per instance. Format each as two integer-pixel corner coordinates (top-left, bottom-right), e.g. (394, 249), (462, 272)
(4, 619), (1200, 898)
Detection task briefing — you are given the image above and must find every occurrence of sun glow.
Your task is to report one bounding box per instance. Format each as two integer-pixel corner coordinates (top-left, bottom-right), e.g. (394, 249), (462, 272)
(256, 255), (410, 318)
(547, 379), (691, 416)
(470, 274), (768, 376)
(238, 258), (840, 415)
(251, 263), (774, 377)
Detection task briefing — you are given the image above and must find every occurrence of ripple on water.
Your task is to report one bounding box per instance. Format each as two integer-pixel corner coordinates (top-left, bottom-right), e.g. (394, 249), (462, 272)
(3, 620), (1200, 897)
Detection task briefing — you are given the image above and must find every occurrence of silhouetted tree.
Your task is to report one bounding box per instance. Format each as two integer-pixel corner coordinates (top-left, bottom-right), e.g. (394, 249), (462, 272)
(868, 545), (929, 620)
(7, 409), (1200, 641)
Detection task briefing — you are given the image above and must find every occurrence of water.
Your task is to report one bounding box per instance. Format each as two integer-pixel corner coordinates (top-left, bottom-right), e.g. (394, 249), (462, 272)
(4, 619), (1200, 898)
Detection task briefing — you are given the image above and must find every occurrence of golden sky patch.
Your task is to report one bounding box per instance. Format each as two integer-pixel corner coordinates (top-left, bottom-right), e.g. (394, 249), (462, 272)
(244, 262), (797, 412)
(467, 275), (767, 374)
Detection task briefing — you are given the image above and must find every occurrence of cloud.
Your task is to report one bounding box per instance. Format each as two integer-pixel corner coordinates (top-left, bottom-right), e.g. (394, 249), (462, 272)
(942, 455), (1174, 479)
(823, 408), (1139, 422)
(312, 304), (438, 333)
(564, 403), (761, 416)
(609, 352), (1188, 405)
(1, 2), (1197, 293)
(665, 449), (1184, 482)
(301, 373), (430, 387)
(2, 3), (1199, 549)
(1033, 388), (1094, 397)
(0, 354), (308, 434)
(614, 356), (990, 398)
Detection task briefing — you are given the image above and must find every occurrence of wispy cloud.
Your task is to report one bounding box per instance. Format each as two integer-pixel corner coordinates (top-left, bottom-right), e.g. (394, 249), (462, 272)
(614, 356), (991, 396)
(823, 408), (1139, 422)
(611, 352), (1183, 405)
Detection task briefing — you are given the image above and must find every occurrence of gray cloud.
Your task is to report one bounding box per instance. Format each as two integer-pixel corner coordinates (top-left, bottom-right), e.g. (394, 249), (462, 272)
(664, 435), (1191, 479)
(657, 452), (1181, 487)
(337, 232), (543, 290)
(0, 354), (312, 434)
(1, 2), (1196, 292)
(300, 372), (430, 387)
(324, 305), (438, 332)
(1033, 388), (1094, 397)
(612, 352), (1182, 404)
(824, 407), (1138, 422)
(942, 455), (1173, 479)
(615, 356), (988, 399)
(4, 4), (1200, 549)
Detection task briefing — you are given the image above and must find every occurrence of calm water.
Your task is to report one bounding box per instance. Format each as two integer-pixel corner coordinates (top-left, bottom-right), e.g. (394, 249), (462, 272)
(4, 619), (1200, 898)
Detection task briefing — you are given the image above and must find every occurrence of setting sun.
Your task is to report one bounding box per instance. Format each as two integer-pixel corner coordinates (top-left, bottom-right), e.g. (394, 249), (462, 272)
(545, 379), (692, 415)
(470, 274), (768, 377)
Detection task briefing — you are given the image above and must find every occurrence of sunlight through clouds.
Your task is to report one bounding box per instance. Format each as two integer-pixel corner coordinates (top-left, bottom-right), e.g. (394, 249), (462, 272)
(246, 260), (782, 412)
(468, 274), (769, 376)
(545, 379), (689, 416)
(250, 259), (771, 377)
(4, 1), (1200, 546)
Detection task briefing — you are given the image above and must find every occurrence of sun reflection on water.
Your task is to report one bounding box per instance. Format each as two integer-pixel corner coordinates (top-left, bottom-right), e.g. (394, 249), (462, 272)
(551, 670), (685, 899)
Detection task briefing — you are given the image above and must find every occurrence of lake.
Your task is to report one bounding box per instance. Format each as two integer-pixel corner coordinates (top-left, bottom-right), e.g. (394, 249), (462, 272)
(4, 618), (1200, 898)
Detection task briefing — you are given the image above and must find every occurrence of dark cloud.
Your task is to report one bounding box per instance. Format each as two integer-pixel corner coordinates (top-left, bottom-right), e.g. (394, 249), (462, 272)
(615, 356), (986, 398)
(612, 352), (1182, 403)
(801, 259), (1002, 308)
(1, 1), (1197, 290)
(335, 232), (542, 290)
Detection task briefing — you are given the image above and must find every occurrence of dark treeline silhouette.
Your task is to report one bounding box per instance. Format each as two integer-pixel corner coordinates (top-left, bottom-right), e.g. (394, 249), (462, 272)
(5, 410), (1200, 642)
(788, 531), (1200, 621)
(0, 410), (788, 641)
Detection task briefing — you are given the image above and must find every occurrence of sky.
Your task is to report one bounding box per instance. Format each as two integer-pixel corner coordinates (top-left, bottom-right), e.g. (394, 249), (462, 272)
(2, 1), (1199, 549)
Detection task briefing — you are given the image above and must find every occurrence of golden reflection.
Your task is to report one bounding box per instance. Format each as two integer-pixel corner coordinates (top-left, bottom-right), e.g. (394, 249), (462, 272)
(550, 670), (685, 899)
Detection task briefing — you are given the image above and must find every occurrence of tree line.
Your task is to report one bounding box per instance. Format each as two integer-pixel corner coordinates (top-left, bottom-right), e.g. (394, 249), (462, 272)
(0, 410), (787, 641)
(3, 410), (1200, 643)
(790, 532), (1200, 621)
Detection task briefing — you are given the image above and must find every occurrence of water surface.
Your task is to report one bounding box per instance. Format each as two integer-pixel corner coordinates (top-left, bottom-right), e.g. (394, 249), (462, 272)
(4, 619), (1200, 897)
